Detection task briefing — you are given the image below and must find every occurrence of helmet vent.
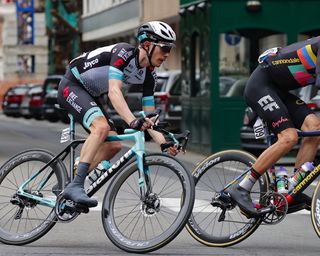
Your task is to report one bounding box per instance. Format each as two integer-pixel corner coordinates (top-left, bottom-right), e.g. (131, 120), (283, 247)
(160, 30), (169, 38)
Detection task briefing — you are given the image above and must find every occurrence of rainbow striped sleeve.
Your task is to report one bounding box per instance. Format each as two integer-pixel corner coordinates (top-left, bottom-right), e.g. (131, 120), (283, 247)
(297, 44), (316, 70)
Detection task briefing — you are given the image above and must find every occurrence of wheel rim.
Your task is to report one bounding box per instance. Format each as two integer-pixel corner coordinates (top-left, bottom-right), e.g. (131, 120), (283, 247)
(0, 158), (59, 241)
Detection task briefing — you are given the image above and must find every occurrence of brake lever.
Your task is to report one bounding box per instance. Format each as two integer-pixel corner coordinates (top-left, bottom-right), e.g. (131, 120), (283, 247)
(181, 130), (190, 153)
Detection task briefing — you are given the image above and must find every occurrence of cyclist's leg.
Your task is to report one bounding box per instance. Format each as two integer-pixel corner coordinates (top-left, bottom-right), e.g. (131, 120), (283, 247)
(88, 100), (121, 170)
(295, 114), (320, 167)
(229, 66), (298, 216)
(286, 96), (320, 210)
(57, 78), (113, 206)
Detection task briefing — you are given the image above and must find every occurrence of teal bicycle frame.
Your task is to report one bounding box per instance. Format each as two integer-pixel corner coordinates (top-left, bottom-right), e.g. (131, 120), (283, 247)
(16, 113), (164, 209)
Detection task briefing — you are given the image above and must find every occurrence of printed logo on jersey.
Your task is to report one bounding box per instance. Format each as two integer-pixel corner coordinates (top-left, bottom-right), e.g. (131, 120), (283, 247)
(112, 48), (117, 53)
(118, 48), (132, 61)
(63, 86), (69, 98)
(90, 101), (97, 106)
(272, 116), (289, 128)
(258, 95), (280, 112)
(271, 58), (300, 65)
(66, 91), (82, 113)
(114, 58), (125, 67)
(83, 58), (99, 70)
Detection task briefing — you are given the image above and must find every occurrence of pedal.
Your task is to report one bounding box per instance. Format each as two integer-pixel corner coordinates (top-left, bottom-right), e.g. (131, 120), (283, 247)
(74, 203), (90, 214)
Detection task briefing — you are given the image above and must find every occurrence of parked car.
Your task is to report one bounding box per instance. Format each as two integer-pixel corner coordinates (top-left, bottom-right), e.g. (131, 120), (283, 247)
(240, 85), (320, 156)
(107, 70), (182, 134)
(2, 84), (34, 117)
(42, 75), (64, 122)
(20, 84), (42, 118)
(29, 86), (45, 120)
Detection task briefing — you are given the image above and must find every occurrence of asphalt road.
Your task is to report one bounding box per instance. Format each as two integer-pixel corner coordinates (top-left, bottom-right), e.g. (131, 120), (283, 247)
(0, 114), (319, 256)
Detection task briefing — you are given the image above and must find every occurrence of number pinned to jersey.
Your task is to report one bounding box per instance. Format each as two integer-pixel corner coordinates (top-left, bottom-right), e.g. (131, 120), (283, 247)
(258, 47), (279, 63)
(253, 117), (265, 139)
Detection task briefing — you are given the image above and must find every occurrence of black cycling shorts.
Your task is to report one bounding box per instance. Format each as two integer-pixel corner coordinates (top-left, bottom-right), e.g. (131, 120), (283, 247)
(57, 77), (116, 133)
(244, 65), (313, 135)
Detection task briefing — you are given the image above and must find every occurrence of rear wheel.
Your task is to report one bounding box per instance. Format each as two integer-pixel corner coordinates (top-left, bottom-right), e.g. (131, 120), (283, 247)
(0, 149), (67, 245)
(186, 150), (269, 247)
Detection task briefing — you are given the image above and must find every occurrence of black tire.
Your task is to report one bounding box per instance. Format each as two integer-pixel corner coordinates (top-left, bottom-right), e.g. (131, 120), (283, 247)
(0, 149), (67, 245)
(186, 149), (269, 247)
(311, 181), (320, 238)
(102, 153), (195, 253)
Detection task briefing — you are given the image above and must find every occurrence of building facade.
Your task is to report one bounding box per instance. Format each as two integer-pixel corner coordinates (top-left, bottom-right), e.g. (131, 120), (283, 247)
(180, 0), (320, 153)
(0, 0), (48, 100)
(81, 0), (181, 71)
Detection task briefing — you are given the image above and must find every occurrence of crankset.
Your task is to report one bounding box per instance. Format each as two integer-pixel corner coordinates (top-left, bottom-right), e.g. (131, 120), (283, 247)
(259, 191), (288, 225)
(54, 193), (89, 222)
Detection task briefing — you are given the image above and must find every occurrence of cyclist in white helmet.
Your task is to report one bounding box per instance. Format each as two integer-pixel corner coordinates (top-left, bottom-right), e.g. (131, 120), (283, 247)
(57, 21), (179, 207)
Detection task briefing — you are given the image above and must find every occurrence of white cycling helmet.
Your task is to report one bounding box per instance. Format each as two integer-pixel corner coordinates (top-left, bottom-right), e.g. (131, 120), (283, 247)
(137, 21), (176, 44)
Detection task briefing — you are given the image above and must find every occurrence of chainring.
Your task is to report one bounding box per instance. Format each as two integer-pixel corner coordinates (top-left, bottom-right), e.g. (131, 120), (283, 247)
(260, 191), (288, 225)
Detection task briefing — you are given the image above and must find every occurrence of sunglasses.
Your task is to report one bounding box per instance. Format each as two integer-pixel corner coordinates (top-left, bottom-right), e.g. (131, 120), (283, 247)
(153, 43), (174, 53)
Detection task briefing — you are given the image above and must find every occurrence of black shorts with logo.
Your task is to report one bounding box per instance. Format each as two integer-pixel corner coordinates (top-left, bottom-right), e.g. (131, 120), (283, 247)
(57, 76), (116, 133)
(244, 65), (313, 135)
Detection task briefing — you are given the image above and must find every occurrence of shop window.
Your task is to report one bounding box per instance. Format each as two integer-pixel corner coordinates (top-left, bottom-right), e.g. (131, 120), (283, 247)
(219, 32), (286, 98)
(219, 33), (250, 98)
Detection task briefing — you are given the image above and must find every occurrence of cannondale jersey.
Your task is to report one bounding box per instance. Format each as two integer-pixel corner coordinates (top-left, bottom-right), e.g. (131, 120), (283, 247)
(258, 36), (320, 90)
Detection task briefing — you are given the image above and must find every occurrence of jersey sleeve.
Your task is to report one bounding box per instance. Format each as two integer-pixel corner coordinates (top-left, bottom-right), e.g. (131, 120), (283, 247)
(142, 68), (156, 108)
(109, 43), (135, 81)
(315, 41), (320, 87)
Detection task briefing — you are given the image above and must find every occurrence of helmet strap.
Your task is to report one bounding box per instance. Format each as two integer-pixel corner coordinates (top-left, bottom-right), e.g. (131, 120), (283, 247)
(140, 43), (156, 67)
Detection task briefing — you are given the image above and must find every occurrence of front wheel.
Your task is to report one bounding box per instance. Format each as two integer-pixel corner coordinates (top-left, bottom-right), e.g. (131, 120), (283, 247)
(0, 149), (67, 245)
(186, 149), (269, 247)
(102, 153), (195, 253)
(311, 181), (320, 238)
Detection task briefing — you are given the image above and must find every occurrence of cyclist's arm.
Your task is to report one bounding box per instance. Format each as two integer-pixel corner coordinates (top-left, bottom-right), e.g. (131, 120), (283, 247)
(108, 79), (136, 125)
(143, 105), (167, 145)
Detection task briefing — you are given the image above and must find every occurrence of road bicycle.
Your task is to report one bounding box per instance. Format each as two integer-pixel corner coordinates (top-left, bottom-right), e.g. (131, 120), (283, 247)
(186, 116), (320, 247)
(0, 111), (195, 253)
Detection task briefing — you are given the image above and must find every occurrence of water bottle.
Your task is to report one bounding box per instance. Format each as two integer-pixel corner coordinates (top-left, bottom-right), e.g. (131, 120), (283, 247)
(275, 166), (289, 194)
(87, 160), (111, 183)
(288, 162), (314, 191)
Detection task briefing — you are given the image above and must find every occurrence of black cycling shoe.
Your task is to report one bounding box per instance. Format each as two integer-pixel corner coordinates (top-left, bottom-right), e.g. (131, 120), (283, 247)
(287, 193), (311, 214)
(227, 185), (259, 218)
(62, 183), (98, 208)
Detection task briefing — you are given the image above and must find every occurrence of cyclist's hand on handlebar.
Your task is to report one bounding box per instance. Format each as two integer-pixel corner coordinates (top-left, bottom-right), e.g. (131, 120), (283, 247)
(129, 116), (154, 131)
(160, 142), (180, 156)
